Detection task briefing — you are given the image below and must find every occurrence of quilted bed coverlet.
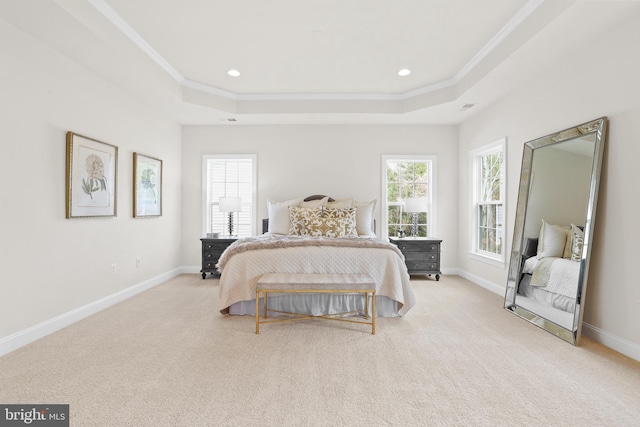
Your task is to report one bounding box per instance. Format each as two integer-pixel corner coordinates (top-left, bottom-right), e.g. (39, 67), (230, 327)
(217, 235), (415, 316)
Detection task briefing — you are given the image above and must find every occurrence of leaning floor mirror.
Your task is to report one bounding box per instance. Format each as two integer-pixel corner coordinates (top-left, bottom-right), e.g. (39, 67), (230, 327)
(504, 117), (607, 345)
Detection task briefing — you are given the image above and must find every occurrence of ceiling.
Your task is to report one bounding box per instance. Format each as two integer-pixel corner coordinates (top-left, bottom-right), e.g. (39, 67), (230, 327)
(1, 0), (637, 125)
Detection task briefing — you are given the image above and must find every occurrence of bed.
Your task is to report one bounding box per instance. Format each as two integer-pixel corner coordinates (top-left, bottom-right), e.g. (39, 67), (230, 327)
(517, 220), (584, 314)
(216, 195), (415, 317)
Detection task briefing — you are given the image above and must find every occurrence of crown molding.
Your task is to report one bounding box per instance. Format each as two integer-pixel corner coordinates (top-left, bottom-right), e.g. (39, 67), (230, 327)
(89, 0), (547, 108)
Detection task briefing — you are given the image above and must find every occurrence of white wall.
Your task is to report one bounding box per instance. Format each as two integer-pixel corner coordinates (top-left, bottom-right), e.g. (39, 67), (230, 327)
(0, 18), (182, 340)
(458, 10), (640, 351)
(181, 125), (458, 268)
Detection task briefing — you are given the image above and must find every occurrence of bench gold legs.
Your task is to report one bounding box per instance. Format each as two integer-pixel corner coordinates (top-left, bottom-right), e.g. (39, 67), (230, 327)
(255, 290), (376, 335)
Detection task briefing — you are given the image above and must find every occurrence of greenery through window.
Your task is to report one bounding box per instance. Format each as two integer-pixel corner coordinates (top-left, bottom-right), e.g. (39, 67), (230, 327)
(474, 143), (504, 258)
(385, 159), (432, 238)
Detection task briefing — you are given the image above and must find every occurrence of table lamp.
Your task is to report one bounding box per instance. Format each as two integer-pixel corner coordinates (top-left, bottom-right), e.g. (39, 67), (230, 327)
(219, 197), (241, 237)
(404, 197), (427, 238)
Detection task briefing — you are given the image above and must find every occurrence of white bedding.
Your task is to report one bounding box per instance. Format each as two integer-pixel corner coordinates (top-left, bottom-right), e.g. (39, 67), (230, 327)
(520, 256), (580, 312)
(217, 235), (415, 316)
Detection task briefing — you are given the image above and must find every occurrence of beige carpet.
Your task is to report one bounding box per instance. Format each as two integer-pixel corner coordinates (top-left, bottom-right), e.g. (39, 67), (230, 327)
(1, 274), (638, 426)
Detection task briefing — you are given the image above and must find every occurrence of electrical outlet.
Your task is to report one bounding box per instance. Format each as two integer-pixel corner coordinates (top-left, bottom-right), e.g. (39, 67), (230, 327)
(111, 263), (117, 273)
(136, 257), (142, 268)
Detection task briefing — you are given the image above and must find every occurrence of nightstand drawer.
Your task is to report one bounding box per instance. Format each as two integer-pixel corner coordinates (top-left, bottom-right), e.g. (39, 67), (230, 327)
(203, 241), (232, 251)
(203, 251), (222, 261)
(404, 252), (439, 263)
(203, 260), (218, 270)
(406, 261), (439, 272)
(395, 242), (439, 253)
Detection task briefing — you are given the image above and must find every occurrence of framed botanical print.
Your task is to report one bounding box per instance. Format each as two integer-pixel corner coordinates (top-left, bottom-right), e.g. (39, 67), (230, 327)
(66, 132), (118, 218)
(133, 152), (162, 218)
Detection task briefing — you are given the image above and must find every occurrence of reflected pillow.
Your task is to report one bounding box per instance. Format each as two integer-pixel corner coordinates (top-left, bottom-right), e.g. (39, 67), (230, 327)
(537, 220), (570, 259)
(267, 199), (302, 235)
(570, 224), (584, 262)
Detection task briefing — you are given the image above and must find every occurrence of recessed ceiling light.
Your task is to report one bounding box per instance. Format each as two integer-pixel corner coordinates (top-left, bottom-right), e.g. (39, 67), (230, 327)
(397, 68), (411, 77)
(227, 69), (240, 77)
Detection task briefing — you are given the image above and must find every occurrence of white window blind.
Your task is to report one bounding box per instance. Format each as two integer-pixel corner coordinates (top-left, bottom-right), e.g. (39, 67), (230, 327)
(203, 155), (256, 237)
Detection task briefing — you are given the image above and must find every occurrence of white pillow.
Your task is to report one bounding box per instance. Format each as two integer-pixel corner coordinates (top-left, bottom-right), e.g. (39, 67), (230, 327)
(300, 197), (329, 208)
(325, 198), (353, 209)
(537, 220), (569, 259)
(354, 200), (376, 236)
(267, 199), (301, 235)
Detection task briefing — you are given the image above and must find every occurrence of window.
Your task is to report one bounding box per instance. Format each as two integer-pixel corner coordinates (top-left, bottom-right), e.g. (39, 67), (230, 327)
(470, 139), (505, 264)
(382, 156), (437, 240)
(203, 155), (256, 237)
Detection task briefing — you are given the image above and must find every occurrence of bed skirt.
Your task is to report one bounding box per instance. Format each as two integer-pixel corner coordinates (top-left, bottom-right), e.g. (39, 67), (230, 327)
(227, 294), (400, 317)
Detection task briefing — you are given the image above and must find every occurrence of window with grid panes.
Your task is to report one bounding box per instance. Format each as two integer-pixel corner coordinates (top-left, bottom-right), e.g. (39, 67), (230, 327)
(471, 140), (505, 262)
(382, 156), (436, 240)
(203, 155), (256, 237)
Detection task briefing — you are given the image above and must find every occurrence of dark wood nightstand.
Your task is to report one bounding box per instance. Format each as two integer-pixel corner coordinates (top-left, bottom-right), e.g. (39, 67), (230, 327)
(389, 237), (442, 280)
(200, 238), (237, 279)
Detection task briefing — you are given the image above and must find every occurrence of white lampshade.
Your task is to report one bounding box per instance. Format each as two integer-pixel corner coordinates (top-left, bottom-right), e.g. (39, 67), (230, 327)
(404, 197), (428, 213)
(219, 197), (242, 212)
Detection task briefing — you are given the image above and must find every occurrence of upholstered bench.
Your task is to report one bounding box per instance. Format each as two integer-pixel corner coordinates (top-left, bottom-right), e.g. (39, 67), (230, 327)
(255, 273), (376, 334)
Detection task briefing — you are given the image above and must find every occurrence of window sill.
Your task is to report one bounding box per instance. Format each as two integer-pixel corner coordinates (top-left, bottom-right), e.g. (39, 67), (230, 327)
(468, 251), (506, 269)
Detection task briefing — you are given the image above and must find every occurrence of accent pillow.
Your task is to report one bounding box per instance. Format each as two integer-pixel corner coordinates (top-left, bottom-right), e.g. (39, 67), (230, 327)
(322, 207), (358, 237)
(563, 229), (573, 259)
(537, 220), (569, 259)
(354, 200), (376, 236)
(570, 224), (584, 262)
(288, 206), (322, 236)
(267, 199), (301, 235)
(305, 217), (348, 238)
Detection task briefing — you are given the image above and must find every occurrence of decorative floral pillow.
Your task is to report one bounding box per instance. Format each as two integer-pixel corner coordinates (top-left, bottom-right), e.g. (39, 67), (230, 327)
(322, 207), (358, 237)
(305, 217), (348, 238)
(288, 207), (322, 235)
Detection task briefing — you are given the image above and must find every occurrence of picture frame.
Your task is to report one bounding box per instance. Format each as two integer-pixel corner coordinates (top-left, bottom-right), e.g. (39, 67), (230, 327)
(66, 132), (118, 218)
(133, 152), (162, 218)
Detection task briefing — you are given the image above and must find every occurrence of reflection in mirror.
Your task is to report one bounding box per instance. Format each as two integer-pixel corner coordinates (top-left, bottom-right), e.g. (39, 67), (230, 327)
(504, 117), (607, 345)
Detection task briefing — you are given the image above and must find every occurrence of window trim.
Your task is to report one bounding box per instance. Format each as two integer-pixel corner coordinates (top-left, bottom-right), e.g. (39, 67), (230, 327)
(469, 138), (506, 266)
(380, 155), (438, 241)
(202, 154), (257, 237)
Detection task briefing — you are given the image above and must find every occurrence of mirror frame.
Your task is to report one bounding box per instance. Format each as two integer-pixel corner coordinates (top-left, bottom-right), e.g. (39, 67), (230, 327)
(504, 117), (607, 345)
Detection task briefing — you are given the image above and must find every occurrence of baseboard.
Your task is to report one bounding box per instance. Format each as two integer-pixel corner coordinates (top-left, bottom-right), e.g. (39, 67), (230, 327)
(581, 322), (640, 362)
(0, 268), (183, 357)
(455, 268), (504, 296)
(458, 268), (640, 363)
(181, 266), (202, 275)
